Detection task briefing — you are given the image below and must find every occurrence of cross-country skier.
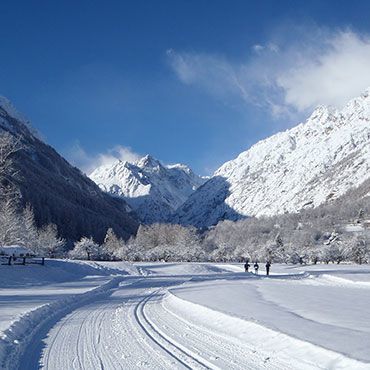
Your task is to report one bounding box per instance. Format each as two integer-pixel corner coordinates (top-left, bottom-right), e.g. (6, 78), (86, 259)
(265, 261), (271, 276)
(244, 260), (250, 272)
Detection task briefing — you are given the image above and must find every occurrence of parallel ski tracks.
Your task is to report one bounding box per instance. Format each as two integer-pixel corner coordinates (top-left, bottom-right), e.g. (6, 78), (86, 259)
(134, 289), (217, 370)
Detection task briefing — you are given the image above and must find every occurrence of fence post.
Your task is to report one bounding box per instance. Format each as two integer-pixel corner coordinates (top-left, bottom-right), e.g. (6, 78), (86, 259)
(41, 257), (45, 266)
(23, 257), (26, 265)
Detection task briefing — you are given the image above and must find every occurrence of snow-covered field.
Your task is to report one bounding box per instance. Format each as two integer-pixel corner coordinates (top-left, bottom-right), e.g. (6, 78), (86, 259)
(1, 260), (370, 369)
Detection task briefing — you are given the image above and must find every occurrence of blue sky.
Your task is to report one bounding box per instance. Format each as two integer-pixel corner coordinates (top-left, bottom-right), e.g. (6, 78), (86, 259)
(2, 1), (370, 175)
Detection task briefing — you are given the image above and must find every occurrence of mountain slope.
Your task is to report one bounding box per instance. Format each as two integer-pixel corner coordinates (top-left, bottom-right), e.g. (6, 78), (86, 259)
(90, 155), (205, 223)
(0, 97), (138, 242)
(174, 89), (370, 227)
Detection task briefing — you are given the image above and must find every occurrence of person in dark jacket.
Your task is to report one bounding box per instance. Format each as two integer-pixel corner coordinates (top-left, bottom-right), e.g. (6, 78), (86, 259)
(254, 262), (259, 274)
(244, 260), (250, 272)
(265, 261), (271, 276)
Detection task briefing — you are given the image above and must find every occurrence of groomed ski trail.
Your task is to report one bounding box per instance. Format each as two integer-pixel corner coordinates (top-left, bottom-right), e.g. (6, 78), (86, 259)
(23, 276), (302, 370)
(19, 274), (366, 370)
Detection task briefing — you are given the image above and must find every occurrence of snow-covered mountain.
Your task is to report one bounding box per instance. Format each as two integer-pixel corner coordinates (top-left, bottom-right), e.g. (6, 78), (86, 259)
(0, 96), (138, 241)
(174, 89), (370, 227)
(90, 155), (206, 223)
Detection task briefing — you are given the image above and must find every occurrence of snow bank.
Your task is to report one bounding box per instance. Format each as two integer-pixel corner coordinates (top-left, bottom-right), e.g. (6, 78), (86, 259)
(66, 260), (140, 277)
(136, 262), (231, 275)
(0, 276), (125, 370)
(212, 263), (245, 272)
(0, 259), (139, 288)
(312, 274), (370, 288)
(164, 292), (368, 369)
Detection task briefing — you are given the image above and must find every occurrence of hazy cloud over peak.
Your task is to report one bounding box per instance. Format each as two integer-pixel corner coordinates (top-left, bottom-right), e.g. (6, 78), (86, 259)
(167, 27), (370, 120)
(66, 142), (141, 174)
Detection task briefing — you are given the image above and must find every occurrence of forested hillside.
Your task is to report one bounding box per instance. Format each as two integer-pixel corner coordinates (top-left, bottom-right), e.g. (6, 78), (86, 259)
(0, 97), (138, 243)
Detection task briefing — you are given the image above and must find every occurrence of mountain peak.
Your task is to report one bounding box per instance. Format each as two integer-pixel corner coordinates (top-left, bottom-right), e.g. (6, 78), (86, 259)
(136, 154), (161, 169)
(90, 155), (205, 223)
(174, 89), (370, 227)
(306, 105), (338, 126)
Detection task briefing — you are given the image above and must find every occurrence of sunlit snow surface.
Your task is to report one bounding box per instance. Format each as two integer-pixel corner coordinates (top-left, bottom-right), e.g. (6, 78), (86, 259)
(1, 261), (370, 369)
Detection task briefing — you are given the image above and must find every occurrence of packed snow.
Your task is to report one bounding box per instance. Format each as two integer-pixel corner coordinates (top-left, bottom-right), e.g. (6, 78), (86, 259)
(1, 260), (370, 369)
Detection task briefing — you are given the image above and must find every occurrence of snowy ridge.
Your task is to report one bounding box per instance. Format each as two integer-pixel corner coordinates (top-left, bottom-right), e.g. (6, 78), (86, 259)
(90, 155), (205, 223)
(0, 96), (28, 124)
(175, 89), (370, 227)
(0, 96), (40, 139)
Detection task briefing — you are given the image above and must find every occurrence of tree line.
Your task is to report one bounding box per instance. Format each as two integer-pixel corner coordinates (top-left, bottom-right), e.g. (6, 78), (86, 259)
(2, 188), (370, 264)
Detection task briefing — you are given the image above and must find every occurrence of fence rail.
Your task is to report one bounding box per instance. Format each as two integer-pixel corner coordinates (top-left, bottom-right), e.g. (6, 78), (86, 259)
(0, 256), (45, 266)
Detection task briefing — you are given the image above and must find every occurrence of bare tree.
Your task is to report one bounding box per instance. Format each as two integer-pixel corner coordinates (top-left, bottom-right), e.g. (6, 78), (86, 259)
(20, 203), (39, 249)
(0, 132), (22, 196)
(0, 196), (22, 245)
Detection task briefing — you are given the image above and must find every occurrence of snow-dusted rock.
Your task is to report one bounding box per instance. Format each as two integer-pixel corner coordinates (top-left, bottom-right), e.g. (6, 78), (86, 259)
(90, 155), (205, 223)
(174, 89), (370, 227)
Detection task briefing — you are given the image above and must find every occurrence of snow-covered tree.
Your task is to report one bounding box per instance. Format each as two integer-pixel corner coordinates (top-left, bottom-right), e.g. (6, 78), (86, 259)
(36, 224), (65, 257)
(115, 240), (132, 261)
(0, 132), (22, 195)
(349, 236), (368, 264)
(101, 228), (123, 260)
(274, 233), (287, 262)
(0, 133), (24, 246)
(20, 203), (39, 250)
(69, 237), (100, 260)
(0, 196), (22, 245)
(357, 208), (365, 223)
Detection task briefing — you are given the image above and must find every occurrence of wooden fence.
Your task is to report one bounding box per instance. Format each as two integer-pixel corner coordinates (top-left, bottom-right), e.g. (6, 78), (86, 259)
(0, 256), (45, 266)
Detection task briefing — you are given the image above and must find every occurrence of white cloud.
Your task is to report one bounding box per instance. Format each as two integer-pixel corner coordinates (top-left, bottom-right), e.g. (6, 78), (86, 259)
(167, 27), (370, 119)
(252, 43), (279, 54)
(66, 142), (141, 174)
(252, 44), (264, 53)
(277, 31), (370, 111)
(166, 49), (249, 104)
